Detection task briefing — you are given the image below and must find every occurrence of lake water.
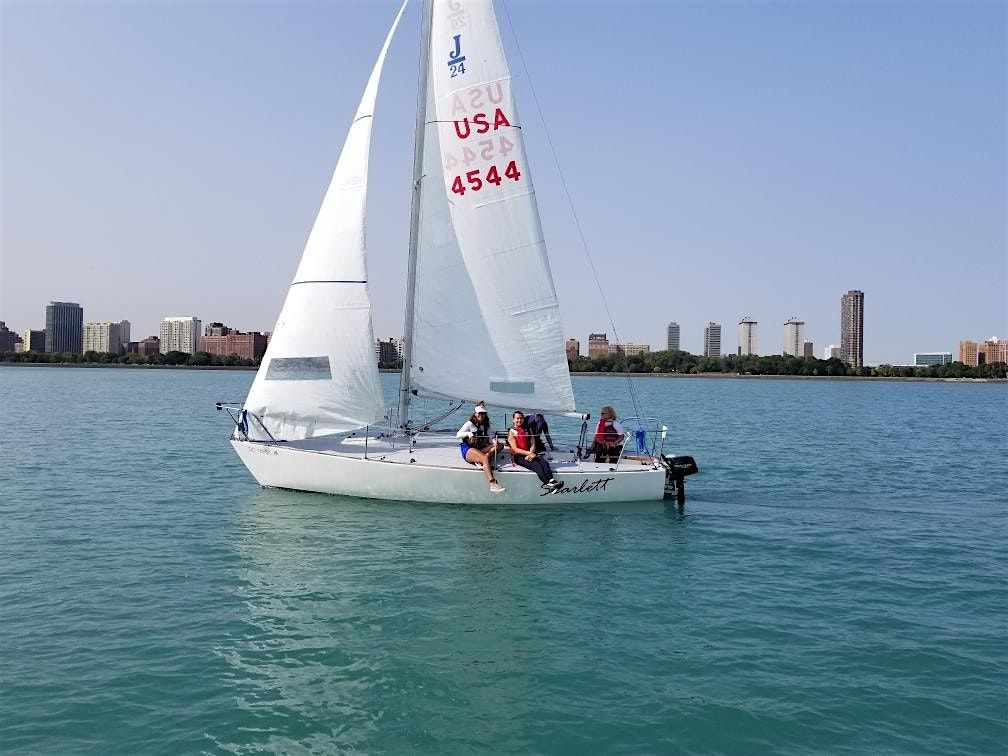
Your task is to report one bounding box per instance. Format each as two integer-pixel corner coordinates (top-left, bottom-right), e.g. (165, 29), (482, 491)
(1, 366), (1005, 754)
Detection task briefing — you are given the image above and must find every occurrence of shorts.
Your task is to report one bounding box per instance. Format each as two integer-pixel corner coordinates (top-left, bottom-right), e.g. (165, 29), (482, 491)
(460, 441), (473, 461)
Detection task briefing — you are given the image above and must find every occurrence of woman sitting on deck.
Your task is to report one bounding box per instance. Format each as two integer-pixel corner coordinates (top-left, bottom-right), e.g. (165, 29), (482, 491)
(508, 411), (562, 491)
(457, 403), (505, 493)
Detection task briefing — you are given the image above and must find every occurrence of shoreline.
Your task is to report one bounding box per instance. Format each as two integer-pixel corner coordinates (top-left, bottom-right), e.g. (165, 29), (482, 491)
(1, 362), (1003, 382)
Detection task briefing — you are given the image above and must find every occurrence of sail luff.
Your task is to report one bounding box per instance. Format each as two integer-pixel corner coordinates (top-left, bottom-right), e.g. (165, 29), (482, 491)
(397, 0), (435, 429)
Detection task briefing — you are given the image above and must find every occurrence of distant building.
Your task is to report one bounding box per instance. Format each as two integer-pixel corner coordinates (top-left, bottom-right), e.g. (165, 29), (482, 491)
(0, 322), (21, 351)
(137, 336), (161, 356)
(703, 322), (721, 358)
(783, 317), (806, 357)
(666, 322), (680, 352)
(160, 316), (201, 355)
(20, 330), (45, 353)
(588, 333), (609, 359)
(45, 301), (83, 353)
(737, 317), (757, 356)
(82, 321), (126, 354)
(204, 322), (232, 337)
(375, 337), (404, 366)
(623, 343), (650, 356)
(914, 352), (953, 367)
(958, 340), (978, 366)
(803, 341), (814, 360)
(200, 329), (268, 361)
(840, 290), (864, 367)
(565, 339), (580, 360)
(979, 337), (1007, 365)
(824, 344), (842, 360)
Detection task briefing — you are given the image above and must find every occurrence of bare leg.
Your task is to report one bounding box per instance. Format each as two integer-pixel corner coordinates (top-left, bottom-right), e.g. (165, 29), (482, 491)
(465, 448), (495, 483)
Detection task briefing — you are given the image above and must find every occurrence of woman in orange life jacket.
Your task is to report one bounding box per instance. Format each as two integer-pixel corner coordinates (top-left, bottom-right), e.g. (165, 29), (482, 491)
(591, 404), (625, 463)
(508, 411), (562, 491)
(456, 402), (506, 492)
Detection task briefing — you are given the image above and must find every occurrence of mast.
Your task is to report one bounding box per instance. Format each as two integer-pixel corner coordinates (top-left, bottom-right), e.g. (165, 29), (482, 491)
(397, 0), (433, 429)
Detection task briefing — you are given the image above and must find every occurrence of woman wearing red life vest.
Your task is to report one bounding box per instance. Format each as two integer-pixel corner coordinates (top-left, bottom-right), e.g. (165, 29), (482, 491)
(591, 404), (625, 463)
(507, 411), (562, 491)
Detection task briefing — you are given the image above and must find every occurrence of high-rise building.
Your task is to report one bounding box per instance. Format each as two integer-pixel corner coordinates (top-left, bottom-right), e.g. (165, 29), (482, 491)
(45, 301), (83, 353)
(783, 317), (806, 357)
(82, 321), (125, 354)
(18, 329), (44, 352)
(588, 333), (609, 359)
(703, 322), (721, 358)
(914, 352), (953, 367)
(374, 337), (404, 366)
(803, 340), (814, 359)
(979, 337), (1008, 365)
(840, 290), (864, 367)
(565, 339), (580, 360)
(959, 340), (978, 366)
(824, 344), (842, 360)
(666, 322), (680, 352)
(0, 322), (21, 351)
(737, 317), (757, 356)
(160, 316), (202, 355)
(117, 320), (130, 345)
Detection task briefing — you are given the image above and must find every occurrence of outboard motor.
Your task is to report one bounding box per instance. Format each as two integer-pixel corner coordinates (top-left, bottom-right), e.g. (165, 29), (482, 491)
(660, 454), (699, 505)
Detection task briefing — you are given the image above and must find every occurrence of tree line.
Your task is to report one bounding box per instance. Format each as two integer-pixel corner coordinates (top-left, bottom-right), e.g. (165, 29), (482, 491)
(569, 350), (1007, 379)
(2, 348), (1005, 379)
(0, 350), (257, 367)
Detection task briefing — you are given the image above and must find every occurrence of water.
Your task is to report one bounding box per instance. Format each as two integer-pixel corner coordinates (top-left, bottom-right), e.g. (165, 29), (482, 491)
(1, 366), (1005, 754)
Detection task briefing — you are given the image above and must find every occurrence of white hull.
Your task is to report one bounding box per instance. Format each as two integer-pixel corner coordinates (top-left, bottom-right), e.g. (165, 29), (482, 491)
(231, 433), (666, 504)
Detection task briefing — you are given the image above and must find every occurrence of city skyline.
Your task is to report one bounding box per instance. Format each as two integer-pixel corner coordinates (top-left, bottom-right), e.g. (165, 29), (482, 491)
(1, 2), (1005, 364)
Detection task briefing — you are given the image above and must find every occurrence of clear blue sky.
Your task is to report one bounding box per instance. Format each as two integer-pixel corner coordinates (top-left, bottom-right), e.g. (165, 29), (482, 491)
(2, 0), (1005, 364)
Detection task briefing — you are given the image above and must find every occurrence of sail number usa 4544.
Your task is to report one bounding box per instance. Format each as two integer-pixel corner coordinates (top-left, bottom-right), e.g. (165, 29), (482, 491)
(450, 161), (521, 196)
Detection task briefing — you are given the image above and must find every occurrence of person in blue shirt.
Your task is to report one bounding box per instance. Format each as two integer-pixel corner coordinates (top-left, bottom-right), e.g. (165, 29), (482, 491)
(524, 411), (555, 454)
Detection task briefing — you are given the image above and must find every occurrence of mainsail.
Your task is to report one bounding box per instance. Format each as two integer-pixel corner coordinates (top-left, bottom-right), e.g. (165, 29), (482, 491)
(408, 0), (577, 414)
(243, 2), (406, 440)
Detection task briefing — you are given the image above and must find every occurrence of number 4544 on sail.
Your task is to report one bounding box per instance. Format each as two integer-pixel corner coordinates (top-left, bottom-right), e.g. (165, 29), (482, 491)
(450, 160), (521, 195)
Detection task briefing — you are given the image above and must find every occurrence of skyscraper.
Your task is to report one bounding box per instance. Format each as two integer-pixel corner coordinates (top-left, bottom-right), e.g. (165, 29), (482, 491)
(160, 316), (202, 355)
(565, 339), (580, 360)
(703, 322), (721, 358)
(840, 290), (864, 367)
(803, 340), (814, 359)
(737, 317), (757, 356)
(45, 301), (83, 353)
(783, 317), (805, 357)
(666, 322), (680, 352)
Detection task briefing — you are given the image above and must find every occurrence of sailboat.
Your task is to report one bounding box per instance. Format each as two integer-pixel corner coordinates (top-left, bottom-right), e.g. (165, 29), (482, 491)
(220, 0), (698, 504)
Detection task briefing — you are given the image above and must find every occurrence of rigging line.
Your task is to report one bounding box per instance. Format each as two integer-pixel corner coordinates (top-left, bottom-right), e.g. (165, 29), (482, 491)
(500, 0), (645, 423)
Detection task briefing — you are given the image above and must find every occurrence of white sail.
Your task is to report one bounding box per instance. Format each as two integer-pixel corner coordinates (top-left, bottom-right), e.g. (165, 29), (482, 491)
(408, 0), (576, 414)
(243, 1), (406, 440)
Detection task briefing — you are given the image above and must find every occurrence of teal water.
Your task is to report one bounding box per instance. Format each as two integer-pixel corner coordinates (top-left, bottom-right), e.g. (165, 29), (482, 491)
(1, 366), (1005, 754)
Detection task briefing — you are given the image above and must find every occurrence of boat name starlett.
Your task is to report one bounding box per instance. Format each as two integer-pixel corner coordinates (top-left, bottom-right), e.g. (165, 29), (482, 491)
(539, 477), (615, 497)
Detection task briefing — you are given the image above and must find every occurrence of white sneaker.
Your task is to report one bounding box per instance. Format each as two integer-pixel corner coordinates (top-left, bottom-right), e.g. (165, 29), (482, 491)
(489, 481), (506, 493)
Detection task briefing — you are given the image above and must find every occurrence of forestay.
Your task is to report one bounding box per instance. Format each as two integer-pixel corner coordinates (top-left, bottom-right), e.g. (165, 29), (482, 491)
(408, 0), (576, 414)
(243, 1), (406, 440)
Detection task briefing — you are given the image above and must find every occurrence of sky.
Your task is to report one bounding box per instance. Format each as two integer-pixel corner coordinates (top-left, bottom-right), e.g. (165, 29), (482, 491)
(1, 0), (1005, 364)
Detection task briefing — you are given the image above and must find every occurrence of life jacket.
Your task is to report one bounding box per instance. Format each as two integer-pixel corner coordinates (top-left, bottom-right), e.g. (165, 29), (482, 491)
(594, 418), (619, 446)
(512, 425), (531, 452)
(472, 418), (491, 447)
